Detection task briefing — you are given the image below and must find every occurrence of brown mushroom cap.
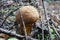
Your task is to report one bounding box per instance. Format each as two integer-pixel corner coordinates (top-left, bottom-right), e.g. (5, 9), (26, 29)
(16, 6), (39, 24)
(16, 6), (39, 35)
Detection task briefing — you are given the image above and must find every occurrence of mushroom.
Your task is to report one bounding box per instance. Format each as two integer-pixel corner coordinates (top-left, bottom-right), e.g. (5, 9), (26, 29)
(16, 6), (40, 35)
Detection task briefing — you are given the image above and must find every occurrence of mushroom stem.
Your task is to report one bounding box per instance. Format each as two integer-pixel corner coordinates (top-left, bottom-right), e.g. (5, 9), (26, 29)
(25, 24), (33, 35)
(20, 24), (33, 36)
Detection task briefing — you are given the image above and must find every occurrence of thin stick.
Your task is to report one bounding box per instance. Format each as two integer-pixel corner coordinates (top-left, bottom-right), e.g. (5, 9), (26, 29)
(38, 0), (44, 40)
(19, 9), (28, 40)
(42, 0), (53, 40)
